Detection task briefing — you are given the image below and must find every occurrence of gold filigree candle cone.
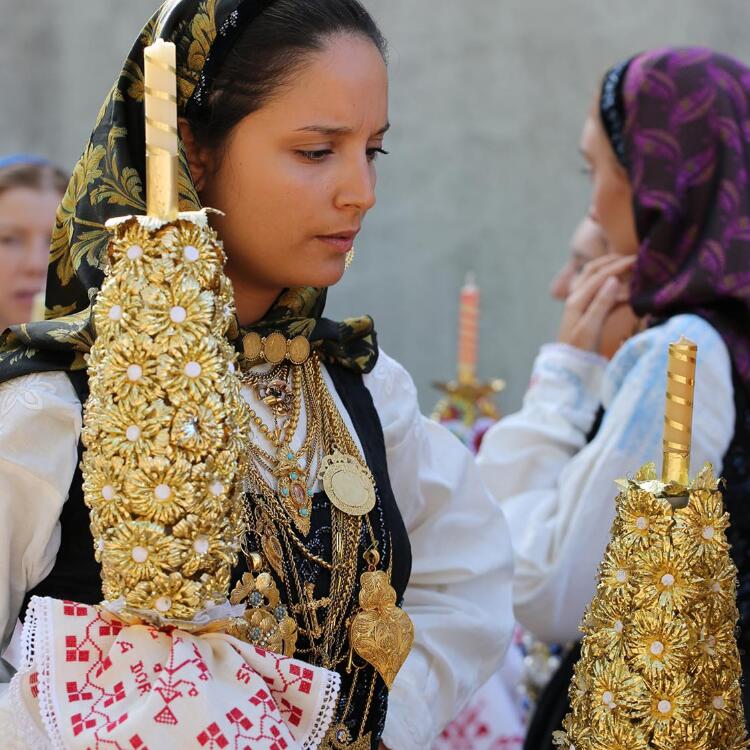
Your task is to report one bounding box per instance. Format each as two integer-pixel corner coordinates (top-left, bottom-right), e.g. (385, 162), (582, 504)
(554, 341), (749, 750)
(82, 210), (250, 626)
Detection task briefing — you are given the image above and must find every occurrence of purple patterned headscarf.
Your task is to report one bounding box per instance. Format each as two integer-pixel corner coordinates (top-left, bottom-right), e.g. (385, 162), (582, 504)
(603, 47), (750, 392)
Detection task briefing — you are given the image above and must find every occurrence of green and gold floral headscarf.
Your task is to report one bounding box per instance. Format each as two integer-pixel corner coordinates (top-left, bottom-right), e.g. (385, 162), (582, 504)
(0, 0), (378, 384)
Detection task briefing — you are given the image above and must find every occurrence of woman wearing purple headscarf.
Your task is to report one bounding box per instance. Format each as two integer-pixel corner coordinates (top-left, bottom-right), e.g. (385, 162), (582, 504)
(479, 47), (750, 747)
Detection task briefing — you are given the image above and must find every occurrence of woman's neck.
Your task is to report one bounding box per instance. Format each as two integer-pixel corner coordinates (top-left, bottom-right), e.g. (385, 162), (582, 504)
(230, 273), (284, 326)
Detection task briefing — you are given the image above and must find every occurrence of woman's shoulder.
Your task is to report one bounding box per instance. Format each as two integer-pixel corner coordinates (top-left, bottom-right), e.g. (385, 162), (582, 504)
(362, 349), (421, 440)
(364, 349), (417, 397)
(0, 370), (81, 425)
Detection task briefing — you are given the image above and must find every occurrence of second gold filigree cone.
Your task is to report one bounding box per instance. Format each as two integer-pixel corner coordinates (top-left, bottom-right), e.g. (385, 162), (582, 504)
(350, 570), (414, 689)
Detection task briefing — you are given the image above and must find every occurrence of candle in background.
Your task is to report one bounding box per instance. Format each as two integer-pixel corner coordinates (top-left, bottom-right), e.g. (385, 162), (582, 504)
(457, 272), (479, 385)
(144, 38), (179, 219)
(662, 336), (697, 486)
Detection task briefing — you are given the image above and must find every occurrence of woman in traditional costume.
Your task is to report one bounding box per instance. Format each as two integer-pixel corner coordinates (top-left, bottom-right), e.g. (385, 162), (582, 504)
(0, 155), (67, 331)
(479, 47), (750, 748)
(0, 2), (514, 748)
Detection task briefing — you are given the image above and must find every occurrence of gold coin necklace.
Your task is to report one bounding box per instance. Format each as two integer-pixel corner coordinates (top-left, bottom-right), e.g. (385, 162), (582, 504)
(312, 359), (377, 518)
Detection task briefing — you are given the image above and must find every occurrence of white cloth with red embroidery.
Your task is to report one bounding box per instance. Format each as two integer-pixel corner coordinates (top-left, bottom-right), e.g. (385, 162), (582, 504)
(1, 596), (339, 750)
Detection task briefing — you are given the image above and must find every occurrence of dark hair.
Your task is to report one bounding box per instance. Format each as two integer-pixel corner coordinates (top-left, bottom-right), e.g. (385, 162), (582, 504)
(0, 158), (68, 198)
(189, 0), (386, 154)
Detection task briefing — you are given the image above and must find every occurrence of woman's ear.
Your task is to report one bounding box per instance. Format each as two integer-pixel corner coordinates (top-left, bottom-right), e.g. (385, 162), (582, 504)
(178, 118), (209, 191)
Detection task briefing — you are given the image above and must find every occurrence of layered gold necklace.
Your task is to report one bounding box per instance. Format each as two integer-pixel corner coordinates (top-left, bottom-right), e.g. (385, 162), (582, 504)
(234, 352), (413, 689)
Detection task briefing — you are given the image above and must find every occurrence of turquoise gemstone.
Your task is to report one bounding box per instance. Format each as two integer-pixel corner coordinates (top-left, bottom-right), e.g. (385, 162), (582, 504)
(290, 472), (298, 480)
(287, 453), (294, 460)
(300, 508), (309, 517)
(307, 489), (314, 497)
(282, 488), (289, 497)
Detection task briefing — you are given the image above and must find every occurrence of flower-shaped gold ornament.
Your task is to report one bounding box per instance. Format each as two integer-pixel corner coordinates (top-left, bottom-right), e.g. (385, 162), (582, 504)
(584, 594), (632, 660)
(634, 541), (699, 613)
(229, 571), (298, 657)
(170, 394), (226, 459)
(632, 674), (694, 742)
(625, 609), (690, 675)
(125, 455), (196, 525)
(673, 483), (730, 564)
(599, 539), (637, 600)
(101, 520), (173, 587)
(157, 338), (223, 405)
(141, 277), (215, 344)
(100, 332), (159, 403)
(618, 487), (673, 550)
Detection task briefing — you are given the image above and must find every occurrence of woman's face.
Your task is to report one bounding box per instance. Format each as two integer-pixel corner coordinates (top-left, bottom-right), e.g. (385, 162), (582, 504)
(579, 109), (639, 258)
(187, 34), (388, 323)
(550, 216), (608, 300)
(0, 186), (58, 330)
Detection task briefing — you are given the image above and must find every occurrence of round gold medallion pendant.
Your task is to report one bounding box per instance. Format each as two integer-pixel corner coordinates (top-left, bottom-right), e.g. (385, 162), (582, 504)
(318, 450), (376, 516)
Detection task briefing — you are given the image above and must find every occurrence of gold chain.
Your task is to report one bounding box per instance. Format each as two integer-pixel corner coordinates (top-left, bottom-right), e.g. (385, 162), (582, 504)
(238, 354), (366, 668)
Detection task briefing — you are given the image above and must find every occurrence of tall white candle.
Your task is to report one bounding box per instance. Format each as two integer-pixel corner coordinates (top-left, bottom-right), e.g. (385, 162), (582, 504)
(144, 38), (178, 219)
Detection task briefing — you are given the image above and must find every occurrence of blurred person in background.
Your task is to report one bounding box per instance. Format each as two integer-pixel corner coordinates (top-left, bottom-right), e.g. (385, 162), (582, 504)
(0, 155), (67, 332)
(479, 47), (749, 748)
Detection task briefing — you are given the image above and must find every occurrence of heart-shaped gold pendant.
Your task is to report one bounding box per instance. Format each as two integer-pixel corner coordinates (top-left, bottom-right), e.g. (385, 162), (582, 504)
(349, 570), (414, 689)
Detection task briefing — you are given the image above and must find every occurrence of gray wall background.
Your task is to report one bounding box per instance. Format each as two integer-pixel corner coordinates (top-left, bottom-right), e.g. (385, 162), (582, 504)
(1, 2), (748, 412)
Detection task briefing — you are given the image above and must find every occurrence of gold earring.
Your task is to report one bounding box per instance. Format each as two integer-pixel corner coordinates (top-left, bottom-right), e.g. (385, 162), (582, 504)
(345, 247), (355, 270)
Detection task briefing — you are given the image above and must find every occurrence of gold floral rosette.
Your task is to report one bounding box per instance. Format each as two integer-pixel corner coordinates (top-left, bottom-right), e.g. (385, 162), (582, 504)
(554, 463), (749, 750)
(81, 209), (250, 625)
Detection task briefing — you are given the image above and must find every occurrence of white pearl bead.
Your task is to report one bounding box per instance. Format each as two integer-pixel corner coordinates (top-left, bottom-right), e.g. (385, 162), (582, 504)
(108, 305), (123, 321)
(613, 620), (624, 634)
(712, 581), (721, 593)
(228, 362), (236, 374)
(657, 699), (672, 714)
(127, 364), (143, 382)
(184, 361), (202, 378)
(713, 696), (726, 710)
(650, 640), (664, 656)
(154, 484), (171, 501)
(702, 526), (715, 540)
(101, 484), (115, 501)
(183, 245), (200, 262)
(170, 306), (187, 323)
(126, 244), (143, 260)
(155, 596), (172, 613)
(131, 546), (148, 563)
(661, 573), (675, 587)
(602, 691), (614, 706)
(126, 425), (141, 442)
(615, 569), (628, 583)
(193, 535), (210, 555)
(635, 516), (648, 531)
(209, 481), (224, 497)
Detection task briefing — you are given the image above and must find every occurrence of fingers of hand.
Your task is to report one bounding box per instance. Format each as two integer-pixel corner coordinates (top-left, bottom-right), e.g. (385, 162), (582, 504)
(579, 253), (637, 279)
(568, 258), (633, 313)
(580, 276), (621, 329)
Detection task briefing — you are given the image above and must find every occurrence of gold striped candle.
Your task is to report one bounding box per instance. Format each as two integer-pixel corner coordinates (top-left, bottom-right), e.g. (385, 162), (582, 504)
(144, 38), (178, 220)
(662, 336), (697, 486)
